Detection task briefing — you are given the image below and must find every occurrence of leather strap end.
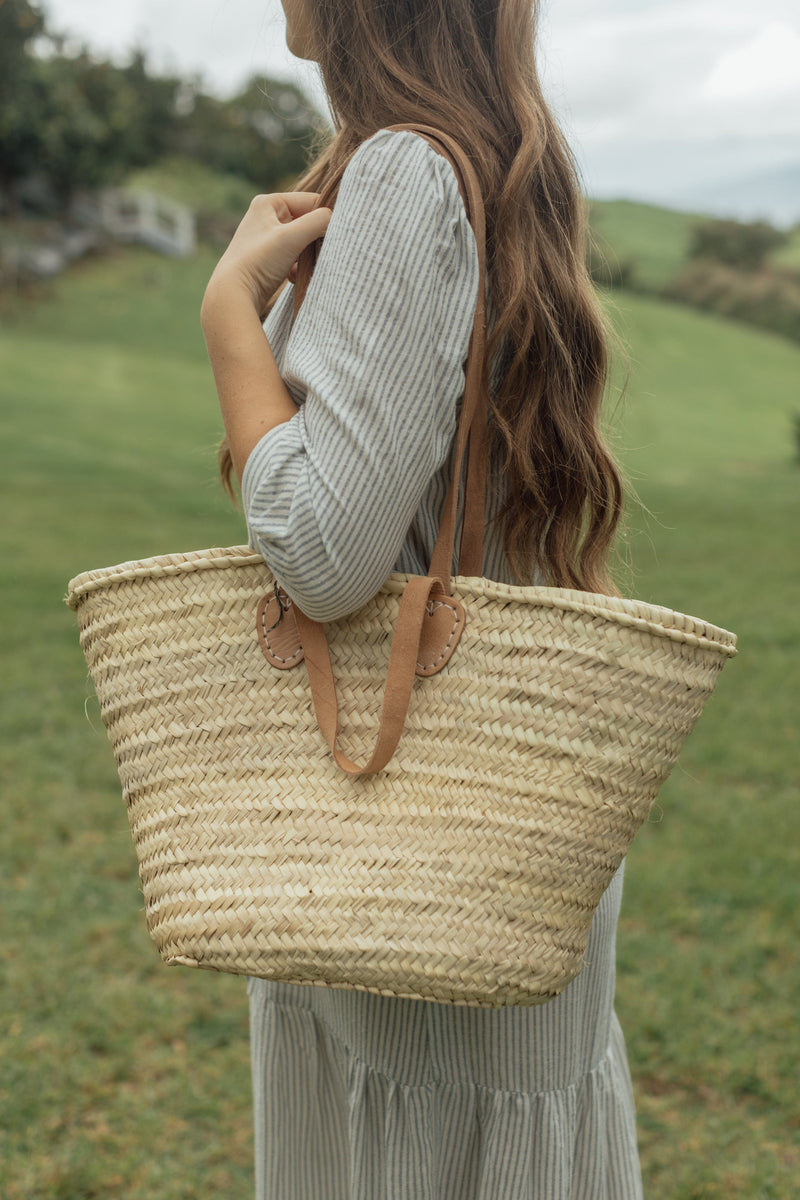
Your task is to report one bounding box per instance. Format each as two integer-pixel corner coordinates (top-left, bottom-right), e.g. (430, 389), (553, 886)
(256, 591), (304, 670)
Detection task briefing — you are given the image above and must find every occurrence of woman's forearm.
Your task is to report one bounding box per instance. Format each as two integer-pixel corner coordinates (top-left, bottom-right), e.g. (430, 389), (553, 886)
(200, 191), (330, 483)
(201, 287), (299, 485)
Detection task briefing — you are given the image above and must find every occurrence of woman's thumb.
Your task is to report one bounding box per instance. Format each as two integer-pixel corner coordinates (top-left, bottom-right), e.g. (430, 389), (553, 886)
(296, 206), (332, 244)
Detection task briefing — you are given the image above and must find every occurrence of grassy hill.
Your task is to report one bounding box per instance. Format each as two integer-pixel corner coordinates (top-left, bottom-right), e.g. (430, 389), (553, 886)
(1, 245), (798, 1198)
(588, 198), (704, 291)
(590, 196), (800, 293)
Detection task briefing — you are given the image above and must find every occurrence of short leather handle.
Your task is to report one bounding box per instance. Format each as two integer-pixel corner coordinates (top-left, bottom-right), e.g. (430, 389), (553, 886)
(292, 577), (463, 776)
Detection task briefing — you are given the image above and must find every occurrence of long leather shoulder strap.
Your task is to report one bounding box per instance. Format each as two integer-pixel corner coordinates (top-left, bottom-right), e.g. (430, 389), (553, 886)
(275, 125), (492, 776)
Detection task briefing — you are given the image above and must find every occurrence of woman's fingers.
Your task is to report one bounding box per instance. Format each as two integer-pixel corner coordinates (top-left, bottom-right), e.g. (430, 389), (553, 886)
(262, 191), (327, 223)
(204, 192), (330, 313)
(281, 191), (327, 213)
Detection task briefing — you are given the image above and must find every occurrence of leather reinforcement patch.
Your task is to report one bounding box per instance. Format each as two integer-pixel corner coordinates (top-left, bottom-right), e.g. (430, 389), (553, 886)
(256, 589), (304, 670)
(256, 585), (465, 677)
(415, 595), (465, 677)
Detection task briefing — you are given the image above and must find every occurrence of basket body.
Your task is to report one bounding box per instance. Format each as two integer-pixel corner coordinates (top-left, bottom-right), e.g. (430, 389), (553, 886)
(67, 546), (737, 1008)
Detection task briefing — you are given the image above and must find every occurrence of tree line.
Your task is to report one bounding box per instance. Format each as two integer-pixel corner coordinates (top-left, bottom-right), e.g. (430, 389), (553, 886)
(4, 2), (797, 344)
(0, 0), (328, 211)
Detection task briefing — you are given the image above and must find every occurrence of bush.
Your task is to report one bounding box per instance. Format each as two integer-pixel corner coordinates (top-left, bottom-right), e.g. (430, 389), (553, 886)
(687, 217), (789, 273)
(664, 259), (800, 343)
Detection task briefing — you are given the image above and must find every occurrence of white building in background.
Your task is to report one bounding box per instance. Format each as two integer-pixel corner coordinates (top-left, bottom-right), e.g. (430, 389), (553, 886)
(97, 189), (196, 258)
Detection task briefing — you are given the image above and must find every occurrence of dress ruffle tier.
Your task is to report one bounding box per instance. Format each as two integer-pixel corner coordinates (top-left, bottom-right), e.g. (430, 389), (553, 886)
(248, 865), (643, 1200)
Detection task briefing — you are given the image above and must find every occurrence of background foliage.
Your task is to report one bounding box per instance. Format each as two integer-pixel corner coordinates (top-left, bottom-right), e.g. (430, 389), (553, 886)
(0, 0), (325, 209)
(3, 0), (800, 346)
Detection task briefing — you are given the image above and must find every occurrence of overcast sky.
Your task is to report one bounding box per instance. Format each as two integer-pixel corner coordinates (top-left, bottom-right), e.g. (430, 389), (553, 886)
(41, 0), (800, 224)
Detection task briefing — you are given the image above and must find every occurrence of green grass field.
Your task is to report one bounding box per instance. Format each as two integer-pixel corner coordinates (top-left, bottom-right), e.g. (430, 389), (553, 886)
(1, 238), (798, 1199)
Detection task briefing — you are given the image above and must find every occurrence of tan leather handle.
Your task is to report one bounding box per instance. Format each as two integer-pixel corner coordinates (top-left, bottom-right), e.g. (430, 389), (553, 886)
(292, 577), (463, 776)
(278, 124), (489, 775)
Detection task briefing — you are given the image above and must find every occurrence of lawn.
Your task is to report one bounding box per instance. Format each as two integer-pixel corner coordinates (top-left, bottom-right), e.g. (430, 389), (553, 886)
(1, 244), (798, 1198)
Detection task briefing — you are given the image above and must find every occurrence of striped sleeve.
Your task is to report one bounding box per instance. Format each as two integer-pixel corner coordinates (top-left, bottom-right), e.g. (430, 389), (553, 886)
(240, 128), (480, 623)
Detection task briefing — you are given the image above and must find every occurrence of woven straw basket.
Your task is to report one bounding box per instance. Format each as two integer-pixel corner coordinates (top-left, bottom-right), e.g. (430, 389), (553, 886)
(67, 552), (736, 1007)
(66, 126), (737, 1007)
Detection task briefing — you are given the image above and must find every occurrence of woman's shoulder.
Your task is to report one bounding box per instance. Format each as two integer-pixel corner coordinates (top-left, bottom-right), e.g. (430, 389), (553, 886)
(337, 126), (468, 224)
(349, 125), (448, 163)
(347, 125), (451, 168)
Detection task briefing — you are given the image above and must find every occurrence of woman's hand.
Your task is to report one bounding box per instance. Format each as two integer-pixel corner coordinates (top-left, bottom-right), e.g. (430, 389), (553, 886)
(202, 192), (332, 323)
(201, 192), (331, 485)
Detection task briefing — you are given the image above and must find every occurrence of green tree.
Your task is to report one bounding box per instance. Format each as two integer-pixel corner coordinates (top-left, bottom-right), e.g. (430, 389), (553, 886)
(29, 53), (144, 203)
(120, 49), (182, 167)
(6, 43), (186, 206)
(0, 0), (46, 202)
(0, 0), (328, 213)
(0, 0), (44, 83)
(228, 77), (327, 188)
(175, 75), (328, 191)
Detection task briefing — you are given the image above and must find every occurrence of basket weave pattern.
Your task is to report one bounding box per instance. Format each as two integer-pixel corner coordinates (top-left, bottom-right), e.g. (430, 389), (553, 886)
(67, 547), (736, 1007)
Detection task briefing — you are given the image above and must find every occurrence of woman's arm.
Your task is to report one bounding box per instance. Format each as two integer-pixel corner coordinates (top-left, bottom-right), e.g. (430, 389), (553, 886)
(201, 192), (332, 482)
(233, 130), (480, 623)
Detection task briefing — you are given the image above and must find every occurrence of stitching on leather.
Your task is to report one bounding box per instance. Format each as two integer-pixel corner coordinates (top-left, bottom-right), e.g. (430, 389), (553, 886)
(259, 598), (303, 665)
(416, 600), (460, 670)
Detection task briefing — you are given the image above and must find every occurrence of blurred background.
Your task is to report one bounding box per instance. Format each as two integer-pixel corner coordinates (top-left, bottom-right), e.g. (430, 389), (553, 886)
(1, 1), (798, 1197)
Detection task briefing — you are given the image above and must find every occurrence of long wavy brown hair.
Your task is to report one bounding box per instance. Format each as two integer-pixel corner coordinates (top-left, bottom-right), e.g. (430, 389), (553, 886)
(219, 0), (628, 595)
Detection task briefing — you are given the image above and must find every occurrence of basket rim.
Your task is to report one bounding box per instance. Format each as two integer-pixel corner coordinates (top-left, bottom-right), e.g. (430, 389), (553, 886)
(65, 544), (737, 656)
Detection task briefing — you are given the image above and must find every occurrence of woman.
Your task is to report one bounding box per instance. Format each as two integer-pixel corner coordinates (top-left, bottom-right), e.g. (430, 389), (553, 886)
(201, 1), (642, 1196)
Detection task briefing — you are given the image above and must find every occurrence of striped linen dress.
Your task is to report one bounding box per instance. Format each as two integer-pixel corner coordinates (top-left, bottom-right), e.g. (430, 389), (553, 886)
(242, 129), (643, 1199)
